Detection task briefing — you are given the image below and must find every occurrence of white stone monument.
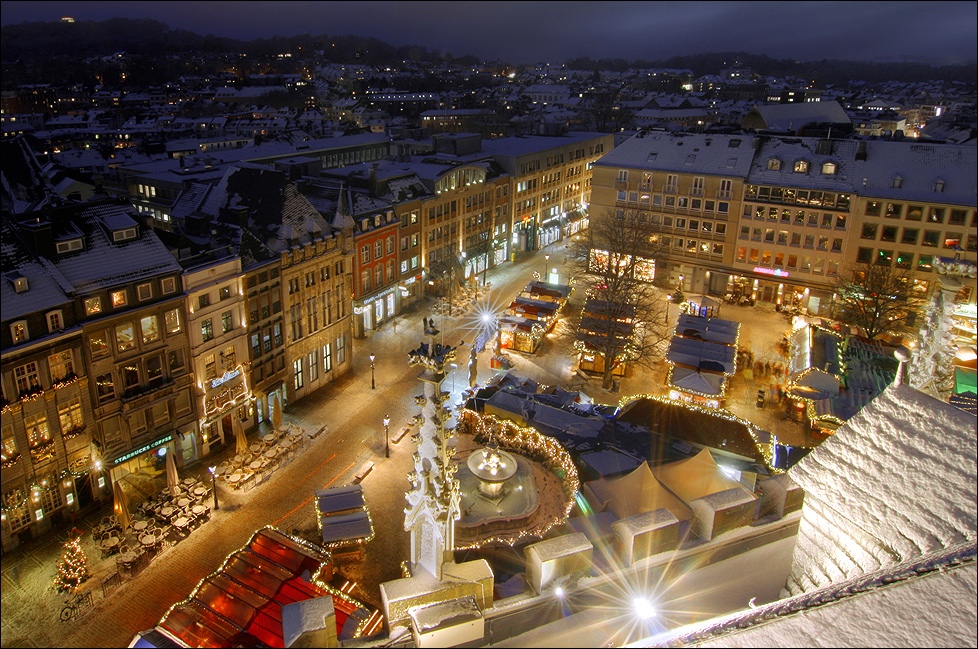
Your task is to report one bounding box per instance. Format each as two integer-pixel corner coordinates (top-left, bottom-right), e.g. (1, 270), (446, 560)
(404, 317), (462, 581)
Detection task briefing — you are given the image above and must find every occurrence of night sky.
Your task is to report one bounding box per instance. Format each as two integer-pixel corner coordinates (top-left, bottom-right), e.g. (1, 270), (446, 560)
(2, 0), (976, 65)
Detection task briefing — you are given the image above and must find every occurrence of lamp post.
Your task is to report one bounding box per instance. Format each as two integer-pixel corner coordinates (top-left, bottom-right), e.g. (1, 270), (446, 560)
(369, 353), (376, 389)
(383, 414), (391, 458)
(544, 254), (550, 281)
(208, 466), (219, 510)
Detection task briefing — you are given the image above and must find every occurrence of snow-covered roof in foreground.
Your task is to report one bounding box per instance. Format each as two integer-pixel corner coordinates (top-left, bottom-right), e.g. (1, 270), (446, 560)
(790, 383), (976, 561)
(663, 543), (976, 648)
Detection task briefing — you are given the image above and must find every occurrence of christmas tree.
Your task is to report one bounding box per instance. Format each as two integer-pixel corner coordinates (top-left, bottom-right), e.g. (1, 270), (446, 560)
(52, 536), (89, 592)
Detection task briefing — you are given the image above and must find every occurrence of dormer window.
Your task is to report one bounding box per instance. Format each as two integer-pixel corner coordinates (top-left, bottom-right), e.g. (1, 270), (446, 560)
(767, 158), (782, 170)
(55, 238), (84, 255)
(933, 179), (945, 192)
(821, 162), (837, 175)
(111, 290), (127, 308)
(112, 227), (137, 243)
(46, 311), (63, 333)
(892, 176), (903, 189)
(793, 160), (809, 173)
(7, 272), (28, 293)
(10, 321), (28, 344)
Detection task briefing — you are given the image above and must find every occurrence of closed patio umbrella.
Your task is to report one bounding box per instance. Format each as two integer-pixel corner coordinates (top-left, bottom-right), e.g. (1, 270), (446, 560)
(113, 480), (131, 532)
(165, 448), (180, 494)
(234, 416), (248, 455)
(271, 394), (282, 431)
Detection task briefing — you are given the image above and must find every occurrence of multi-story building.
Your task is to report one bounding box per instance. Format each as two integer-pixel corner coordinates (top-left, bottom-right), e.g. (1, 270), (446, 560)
(280, 212), (352, 403)
(849, 140), (977, 309)
(1, 219), (93, 550)
(180, 249), (253, 458)
(480, 132), (613, 252)
(1, 198), (198, 550)
(592, 132), (752, 295)
(591, 131), (977, 318)
(736, 138), (856, 308)
(241, 248), (287, 430)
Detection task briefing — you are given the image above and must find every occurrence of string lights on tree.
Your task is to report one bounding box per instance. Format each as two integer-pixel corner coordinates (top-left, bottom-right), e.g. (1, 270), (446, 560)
(52, 535), (89, 592)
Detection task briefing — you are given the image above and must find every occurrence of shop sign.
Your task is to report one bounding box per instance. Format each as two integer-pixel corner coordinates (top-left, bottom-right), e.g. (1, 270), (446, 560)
(754, 267), (790, 277)
(112, 435), (172, 465)
(210, 368), (240, 389)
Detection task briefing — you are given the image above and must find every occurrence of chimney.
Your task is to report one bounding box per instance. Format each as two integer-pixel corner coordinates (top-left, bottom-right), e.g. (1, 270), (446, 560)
(23, 218), (55, 258)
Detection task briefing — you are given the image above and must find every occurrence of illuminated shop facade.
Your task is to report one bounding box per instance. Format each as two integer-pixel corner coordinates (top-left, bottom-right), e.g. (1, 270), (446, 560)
(182, 254), (252, 458)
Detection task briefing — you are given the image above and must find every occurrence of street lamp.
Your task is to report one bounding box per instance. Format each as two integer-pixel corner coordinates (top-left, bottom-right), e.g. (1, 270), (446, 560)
(208, 466), (219, 510)
(369, 353), (376, 389)
(544, 254), (550, 280)
(383, 414), (391, 458)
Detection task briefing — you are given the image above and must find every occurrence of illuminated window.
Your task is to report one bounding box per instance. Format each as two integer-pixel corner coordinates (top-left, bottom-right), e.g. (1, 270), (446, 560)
(793, 160), (809, 173)
(165, 308), (181, 334)
(116, 322), (135, 352)
(10, 321), (28, 344)
(85, 296), (102, 315)
(141, 315), (159, 343)
(111, 290), (127, 308)
(48, 350), (74, 382)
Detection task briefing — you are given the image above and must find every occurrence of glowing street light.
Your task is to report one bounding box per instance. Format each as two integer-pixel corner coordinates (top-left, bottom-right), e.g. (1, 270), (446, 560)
(544, 253), (551, 279)
(383, 414), (391, 458)
(208, 466), (219, 510)
(369, 353), (376, 389)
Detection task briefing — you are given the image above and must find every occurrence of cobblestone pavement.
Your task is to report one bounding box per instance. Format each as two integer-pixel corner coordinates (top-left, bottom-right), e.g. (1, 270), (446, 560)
(1, 240), (812, 648)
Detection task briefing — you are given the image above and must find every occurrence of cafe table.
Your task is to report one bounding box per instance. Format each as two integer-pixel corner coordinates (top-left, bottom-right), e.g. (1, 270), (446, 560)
(193, 486), (207, 498)
(132, 520), (148, 532)
(159, 506), (174, 519)
(172, 516), (189, 530)
(139, 534), (156, 548)
(191, 505), (206, 517)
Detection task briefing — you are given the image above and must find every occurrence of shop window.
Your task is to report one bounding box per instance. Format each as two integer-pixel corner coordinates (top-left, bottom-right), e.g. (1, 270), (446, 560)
(895, 252), (913, 269)
(876, 250), (893, 266)
(944, 235), (961, 249)
(917, 255), (933, 272)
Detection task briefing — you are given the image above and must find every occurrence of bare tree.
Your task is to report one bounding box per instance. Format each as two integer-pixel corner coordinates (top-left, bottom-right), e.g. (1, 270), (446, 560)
(566, 209), (672, 389)
(832, 261), (923, 340)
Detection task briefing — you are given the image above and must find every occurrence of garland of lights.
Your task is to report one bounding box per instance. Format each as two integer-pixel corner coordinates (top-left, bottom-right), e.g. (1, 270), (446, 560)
(616, 393), (780, 473)
(315, 501), (376, 549)
(199, 363), (254, 421)
(451, 411), (579, 550)
(1, 462), (98, 515)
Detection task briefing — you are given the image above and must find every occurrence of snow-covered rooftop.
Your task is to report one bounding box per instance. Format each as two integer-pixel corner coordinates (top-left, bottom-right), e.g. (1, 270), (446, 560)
(789, 383), (976, 585)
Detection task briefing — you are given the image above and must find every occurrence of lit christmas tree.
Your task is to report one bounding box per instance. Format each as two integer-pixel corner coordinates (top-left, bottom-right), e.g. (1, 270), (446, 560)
(52, 535), (89, 592)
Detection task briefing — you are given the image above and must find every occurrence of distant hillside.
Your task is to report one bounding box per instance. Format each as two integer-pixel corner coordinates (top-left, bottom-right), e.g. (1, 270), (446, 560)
(566, 51), (978, 86)
(0, 18), (456, 64)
